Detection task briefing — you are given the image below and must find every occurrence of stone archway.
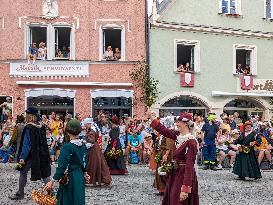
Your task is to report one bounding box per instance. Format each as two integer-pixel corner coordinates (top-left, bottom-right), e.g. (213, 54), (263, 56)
(152, 91), (212, 116)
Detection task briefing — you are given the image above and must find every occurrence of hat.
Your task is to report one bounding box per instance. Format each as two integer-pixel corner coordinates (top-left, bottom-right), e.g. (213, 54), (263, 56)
(82, 118), (93, 126)
(110, 115), (119, 125)
(207, 114), (217, 121)
(177, 112), (193, 122)
(244, 121), (253, 127)
(6, 97), (11, 101)
(26, 107), (39, 116)
(66, 119), (82, 135)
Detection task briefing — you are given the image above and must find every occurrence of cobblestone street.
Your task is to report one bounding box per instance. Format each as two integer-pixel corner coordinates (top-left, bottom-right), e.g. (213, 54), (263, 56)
(0, 164), (272, 205)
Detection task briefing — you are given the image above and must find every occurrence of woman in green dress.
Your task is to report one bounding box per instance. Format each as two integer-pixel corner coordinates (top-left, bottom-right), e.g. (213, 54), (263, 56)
(233, 121), (262, 180)
(46, 119), (90, 205)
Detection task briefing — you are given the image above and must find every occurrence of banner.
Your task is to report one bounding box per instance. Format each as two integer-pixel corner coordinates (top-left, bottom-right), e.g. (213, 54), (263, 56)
(240, 75), (253, 90)
(181, 72), (194, 87)
(10, 62), (89, 78)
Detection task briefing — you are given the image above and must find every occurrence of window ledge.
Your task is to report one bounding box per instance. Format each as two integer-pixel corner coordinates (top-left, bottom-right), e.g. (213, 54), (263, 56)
(218, 13), (242, 18)
(174, 71), (196, 74)
(233, 73), (255, 76)
(262, 17), (273, 22)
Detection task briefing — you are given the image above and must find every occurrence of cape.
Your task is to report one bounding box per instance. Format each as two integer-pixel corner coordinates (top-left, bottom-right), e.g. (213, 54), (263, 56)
(18, 123), (51, 181)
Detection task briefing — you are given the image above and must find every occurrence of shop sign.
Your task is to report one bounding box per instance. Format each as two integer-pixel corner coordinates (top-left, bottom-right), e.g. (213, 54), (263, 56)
(238, 79), (273, 93)
(10, 62), (89, 78)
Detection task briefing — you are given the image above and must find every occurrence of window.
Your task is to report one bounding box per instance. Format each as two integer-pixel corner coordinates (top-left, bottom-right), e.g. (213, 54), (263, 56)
(54, 27), (71, 59)
(265, 0), (273, 19)
(92, 97), (132, 117)
(26, 24), (75, 61)
(100, 25), (125, 61)
(233, 44), (257, 75)
(174, 40), (200, 73)
(219, 0), (241, 15)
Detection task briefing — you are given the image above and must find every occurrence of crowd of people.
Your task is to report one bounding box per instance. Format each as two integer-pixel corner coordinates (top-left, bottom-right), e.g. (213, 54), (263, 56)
(1, 106), (273, 204)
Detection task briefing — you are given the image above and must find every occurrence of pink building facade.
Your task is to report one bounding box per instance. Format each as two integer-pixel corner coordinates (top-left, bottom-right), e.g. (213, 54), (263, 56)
(0, 0), (146, 118)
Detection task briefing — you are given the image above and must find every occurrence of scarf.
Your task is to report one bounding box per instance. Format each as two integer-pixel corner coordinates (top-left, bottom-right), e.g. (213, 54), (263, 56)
(70, 139), (83, 146)
(176, 133), (199, 177)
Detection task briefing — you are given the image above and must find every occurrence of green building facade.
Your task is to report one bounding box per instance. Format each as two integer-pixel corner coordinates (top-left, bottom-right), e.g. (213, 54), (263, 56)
(149, 0), (273, 119)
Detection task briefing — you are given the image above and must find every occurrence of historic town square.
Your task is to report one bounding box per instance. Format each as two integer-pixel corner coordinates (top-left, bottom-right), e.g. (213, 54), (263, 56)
(1, 0), (273, 205)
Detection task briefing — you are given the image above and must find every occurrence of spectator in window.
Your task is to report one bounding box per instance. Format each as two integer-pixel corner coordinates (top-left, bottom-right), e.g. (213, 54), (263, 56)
(236, 64), (243, 74)
(38, 42), (47, 60)
(113, 48), (121, 61)
(185, 62), (191, 72)
(67, 47), (70, 59)
(62, 46), (68, 58)
(55, 49), (63, 58)
(27, 42), (38, 65)
(177, 64), (184, 72)
(243, 65), (251, 75)
(103, 46), (114, 60)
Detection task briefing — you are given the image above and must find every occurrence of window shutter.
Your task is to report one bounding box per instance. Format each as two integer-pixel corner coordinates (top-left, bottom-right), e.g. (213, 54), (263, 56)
(219, 0), (223, 13)
(190, 46), (195, 71)
(70, 24), (76, 60)
(252, 47), (258, 75)
(236, 0), (242, 15)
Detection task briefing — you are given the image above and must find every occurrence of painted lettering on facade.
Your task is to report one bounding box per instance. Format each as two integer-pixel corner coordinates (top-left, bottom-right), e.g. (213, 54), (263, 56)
(10, 63), (89, 77)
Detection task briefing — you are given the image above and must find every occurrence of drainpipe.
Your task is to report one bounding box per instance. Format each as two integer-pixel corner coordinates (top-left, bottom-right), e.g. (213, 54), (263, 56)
(145, 0), (150, 77)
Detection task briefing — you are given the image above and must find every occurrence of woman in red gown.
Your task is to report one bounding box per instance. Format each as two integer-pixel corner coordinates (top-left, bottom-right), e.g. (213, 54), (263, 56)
(148, 111), (199, 205)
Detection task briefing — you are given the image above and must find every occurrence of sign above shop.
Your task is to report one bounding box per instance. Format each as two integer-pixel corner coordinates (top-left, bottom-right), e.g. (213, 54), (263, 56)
(10, 62), (89, 78)
(238, 79), (273, 93)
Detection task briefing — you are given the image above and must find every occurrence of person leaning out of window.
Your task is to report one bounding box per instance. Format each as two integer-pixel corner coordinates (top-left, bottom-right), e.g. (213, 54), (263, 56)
(103, 46), (114, 60)
(113, 48), (121, 61)
(27, 42), (38, 65)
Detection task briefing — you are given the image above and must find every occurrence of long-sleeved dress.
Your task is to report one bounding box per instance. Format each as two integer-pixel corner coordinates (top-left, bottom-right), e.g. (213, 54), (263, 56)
(104, 126), (127, 175)
(233, 131), (262, 179)
(151, 120), (199, 205)
(53, 141), (87, 205)
(85, 131), (112, 186)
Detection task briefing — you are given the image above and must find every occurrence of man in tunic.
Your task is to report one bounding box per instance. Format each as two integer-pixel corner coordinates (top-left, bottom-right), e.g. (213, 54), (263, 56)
(9, 107), (51, 200)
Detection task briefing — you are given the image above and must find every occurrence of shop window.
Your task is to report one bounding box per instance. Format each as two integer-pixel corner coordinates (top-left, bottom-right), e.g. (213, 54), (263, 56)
(233, 44), (257, 75)
(54, 27), (71, 59)
(100, 25), (125, 61)
(219, 0), (241, 15)
(174, 40), (200, 73)
(265, 0), (273, 19)
(92, 97), (132, 117)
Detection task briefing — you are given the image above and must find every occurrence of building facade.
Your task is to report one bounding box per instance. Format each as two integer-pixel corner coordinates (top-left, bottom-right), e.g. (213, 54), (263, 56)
(150, 0), (273, 119)
(0, 0), (146, 118)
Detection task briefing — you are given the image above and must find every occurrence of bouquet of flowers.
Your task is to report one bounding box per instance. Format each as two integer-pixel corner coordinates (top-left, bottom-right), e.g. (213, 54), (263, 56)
(158, 162), (174, 176)
(238, 145), (250, 154)
(105, 149), (123, 159)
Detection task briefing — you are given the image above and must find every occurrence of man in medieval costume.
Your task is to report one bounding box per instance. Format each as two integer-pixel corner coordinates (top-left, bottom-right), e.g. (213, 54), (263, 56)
(9, 107), (51, 200)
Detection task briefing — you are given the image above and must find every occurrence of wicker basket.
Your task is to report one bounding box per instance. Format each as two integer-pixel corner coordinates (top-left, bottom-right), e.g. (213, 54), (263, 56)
(32, 189), (57, 205)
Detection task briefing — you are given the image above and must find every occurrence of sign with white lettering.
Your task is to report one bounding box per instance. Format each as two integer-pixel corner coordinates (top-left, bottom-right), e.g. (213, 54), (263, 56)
(10, 62), (89, 77)
(238, 79), (273, 93)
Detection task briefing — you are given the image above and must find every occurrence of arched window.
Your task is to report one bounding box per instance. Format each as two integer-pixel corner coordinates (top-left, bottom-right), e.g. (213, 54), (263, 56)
(159, 96), (208, 117)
